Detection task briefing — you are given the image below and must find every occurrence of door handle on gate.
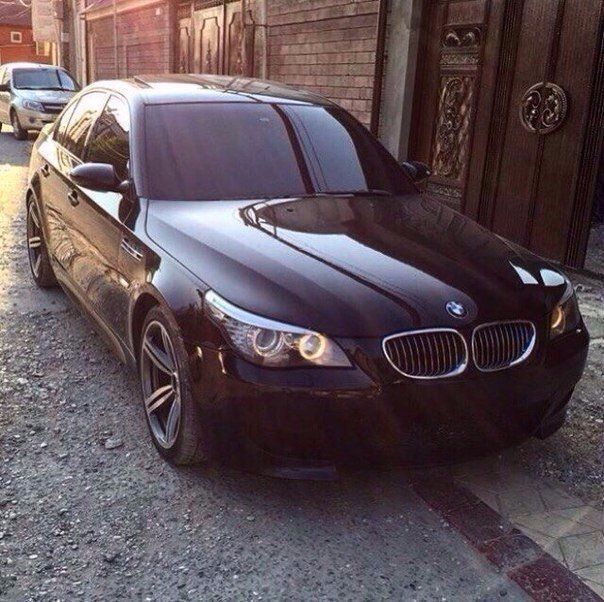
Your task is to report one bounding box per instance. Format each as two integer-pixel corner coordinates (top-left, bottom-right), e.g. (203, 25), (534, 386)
(40, 164), (50, 177)
(68, 190), (79, 207)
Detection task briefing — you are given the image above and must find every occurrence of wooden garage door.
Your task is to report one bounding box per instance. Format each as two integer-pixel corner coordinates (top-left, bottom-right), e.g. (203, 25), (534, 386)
(410, 0), (604, 267)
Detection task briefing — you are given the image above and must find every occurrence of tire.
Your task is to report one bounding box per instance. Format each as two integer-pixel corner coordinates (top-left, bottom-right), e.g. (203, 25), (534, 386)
(26, 195), (57, 288)
(11, 110), (27, 140)
(139, 305), (208, 465)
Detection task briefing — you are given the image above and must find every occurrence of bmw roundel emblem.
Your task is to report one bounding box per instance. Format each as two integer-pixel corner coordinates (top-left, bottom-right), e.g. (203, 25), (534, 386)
(446, 301), (467, 318)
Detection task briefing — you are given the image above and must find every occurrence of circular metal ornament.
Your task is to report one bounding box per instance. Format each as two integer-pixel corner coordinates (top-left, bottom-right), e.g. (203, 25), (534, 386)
(520, 82), (568, 134)
(446, 301), (467, 318)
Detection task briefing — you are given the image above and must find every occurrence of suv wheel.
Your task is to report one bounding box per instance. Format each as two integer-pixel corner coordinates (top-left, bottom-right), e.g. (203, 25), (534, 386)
(11, 110), (27, 140)
(139, 306), (209, 464)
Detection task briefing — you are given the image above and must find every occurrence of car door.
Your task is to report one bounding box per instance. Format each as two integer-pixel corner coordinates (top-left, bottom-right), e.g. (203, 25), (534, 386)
(46, 91), (108, 308)
(37, 97), (80, 268)
(73, 93), (135, 345)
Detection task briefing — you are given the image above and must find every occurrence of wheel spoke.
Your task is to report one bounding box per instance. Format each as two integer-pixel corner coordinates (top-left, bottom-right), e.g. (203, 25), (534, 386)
(165, 398), (180, 443)
(145, 383), (174, 414)
(143, 338), (174, 375)
(33, 254), (41, 275)
(30, 207), (40, 229)
(28, 236), (41, 249)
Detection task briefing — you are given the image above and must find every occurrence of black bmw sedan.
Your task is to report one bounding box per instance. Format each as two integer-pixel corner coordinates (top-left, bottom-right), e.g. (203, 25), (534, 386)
(26, 74), (589, 469)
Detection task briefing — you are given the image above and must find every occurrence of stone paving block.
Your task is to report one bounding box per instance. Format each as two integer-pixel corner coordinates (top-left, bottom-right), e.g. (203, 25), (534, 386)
(558, 531), (604, 571)
(478, 528), (544, 570)
(509, 554), (603, 602)
(577, 563), (604, 586)
(554, 506), (604, 530)
(497, 487), (547, 518)
(580, 579), (604, 600)
(538, 484), (585, 511)
(513, 525), (566, 564)
(459, 483), (500, 513)
(514, 510), (597, 538)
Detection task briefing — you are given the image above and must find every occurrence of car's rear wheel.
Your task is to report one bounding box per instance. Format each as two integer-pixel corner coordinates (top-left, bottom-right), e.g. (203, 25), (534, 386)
(139, 306), (208, 464)
(26, 197), (57, 288)
(10, 110), (27, 140)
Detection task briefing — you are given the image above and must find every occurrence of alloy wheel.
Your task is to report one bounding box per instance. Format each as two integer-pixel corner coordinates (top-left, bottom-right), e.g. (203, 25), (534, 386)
(27, 202), (44, 278)
(140, 320), (182, 448)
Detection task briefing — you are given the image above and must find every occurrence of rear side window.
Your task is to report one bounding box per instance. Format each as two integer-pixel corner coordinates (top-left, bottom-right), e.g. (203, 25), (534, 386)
(86, 95), (130, 180)
(62, 91), (107, 159)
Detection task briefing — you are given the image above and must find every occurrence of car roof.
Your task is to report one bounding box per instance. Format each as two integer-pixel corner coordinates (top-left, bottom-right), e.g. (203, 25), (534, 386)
(4, 62), (64, 70)
(88, 73), (336, 107)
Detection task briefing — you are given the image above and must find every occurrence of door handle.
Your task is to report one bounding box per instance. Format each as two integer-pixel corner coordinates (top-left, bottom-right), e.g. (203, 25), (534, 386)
(40, 163), (50, 177)
(68, 190), (79, 207)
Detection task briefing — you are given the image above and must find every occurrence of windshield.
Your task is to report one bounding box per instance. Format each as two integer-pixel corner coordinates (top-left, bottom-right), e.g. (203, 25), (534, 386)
(144, 103), (416, 201)
(12, 68), (78, 91)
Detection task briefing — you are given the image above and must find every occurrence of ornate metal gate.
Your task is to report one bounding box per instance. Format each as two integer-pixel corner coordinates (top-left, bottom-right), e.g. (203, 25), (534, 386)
(177, 0), (255, 76)
(410, 0), (604, 268)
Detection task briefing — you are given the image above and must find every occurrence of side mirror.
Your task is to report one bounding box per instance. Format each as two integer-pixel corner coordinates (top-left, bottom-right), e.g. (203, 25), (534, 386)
(0, 83), (10, 92)
(70, 163), (129, 193)
(401, 160), (431, 183)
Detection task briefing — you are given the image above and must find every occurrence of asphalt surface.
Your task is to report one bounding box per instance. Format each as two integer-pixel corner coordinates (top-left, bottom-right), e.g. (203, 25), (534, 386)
(0, 127), (599, 600)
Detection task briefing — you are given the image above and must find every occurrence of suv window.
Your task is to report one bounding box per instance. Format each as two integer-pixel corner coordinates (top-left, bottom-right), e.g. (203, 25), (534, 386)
(86, 95), (130, 180)
(0, 68), (9, 85)
(62, 92), (107, 159)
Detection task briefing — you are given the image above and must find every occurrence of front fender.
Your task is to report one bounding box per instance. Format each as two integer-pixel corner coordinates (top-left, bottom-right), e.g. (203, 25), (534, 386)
(129, 250), (209, 352)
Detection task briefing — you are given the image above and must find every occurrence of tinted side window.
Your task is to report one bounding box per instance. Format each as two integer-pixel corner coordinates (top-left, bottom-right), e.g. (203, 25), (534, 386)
(63, 91), (107, 159)
(55, 100), (79, 146)
(86, 95), (130, 180)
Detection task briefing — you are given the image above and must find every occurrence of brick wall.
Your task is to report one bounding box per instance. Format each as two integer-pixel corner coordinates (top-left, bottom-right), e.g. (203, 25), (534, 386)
(266, 0), (379, 127)
(87, 1), (172, 81)
(0, 24), (50, 64)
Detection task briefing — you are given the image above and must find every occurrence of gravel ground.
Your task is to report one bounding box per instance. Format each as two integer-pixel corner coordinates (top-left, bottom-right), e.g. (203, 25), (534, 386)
(1, 129), (602, 600)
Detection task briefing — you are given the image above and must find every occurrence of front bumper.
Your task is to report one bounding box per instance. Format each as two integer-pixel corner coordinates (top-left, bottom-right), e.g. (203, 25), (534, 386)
(187, 324), (589, 467)
(15, 107), (61, 130)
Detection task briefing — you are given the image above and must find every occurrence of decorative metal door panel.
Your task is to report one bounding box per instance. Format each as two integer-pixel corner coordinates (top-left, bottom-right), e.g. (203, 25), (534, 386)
(193, 5), (222, 74)
(184, 0), (255, 77)
(178, 18), (192, 73)
(225, 2), (244, 74)
(410, 0), (604, 267)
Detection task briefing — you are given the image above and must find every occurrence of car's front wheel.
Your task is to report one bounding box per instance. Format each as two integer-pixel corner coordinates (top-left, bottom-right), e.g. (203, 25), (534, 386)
(10, 110), (27, 140)
(139, 306), (208, 464)
(26, 197), (57, 288)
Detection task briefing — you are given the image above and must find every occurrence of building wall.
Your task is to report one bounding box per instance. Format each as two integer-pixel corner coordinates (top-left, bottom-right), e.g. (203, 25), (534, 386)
(0, 24), (51, 64)
(86, 0), (172, 81)
(266, 0), (379, 127)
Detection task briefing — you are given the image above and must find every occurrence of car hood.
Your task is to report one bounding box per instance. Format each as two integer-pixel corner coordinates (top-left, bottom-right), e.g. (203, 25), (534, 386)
(15, 89), (74, 103)
(146, 194), (568, 337)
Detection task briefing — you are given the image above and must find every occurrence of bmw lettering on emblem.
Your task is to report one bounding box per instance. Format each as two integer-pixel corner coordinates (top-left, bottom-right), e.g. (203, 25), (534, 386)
(446, 301), (467, 318)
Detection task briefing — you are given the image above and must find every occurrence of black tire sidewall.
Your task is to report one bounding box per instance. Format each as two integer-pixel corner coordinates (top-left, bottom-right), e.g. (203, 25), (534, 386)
(26, 195), (56, 288)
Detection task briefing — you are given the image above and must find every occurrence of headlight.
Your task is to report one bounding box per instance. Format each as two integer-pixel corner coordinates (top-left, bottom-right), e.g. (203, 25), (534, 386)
(205, 290), (351, 368)
(550, 284), (581, 338)
(22, 99), (45, 112)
